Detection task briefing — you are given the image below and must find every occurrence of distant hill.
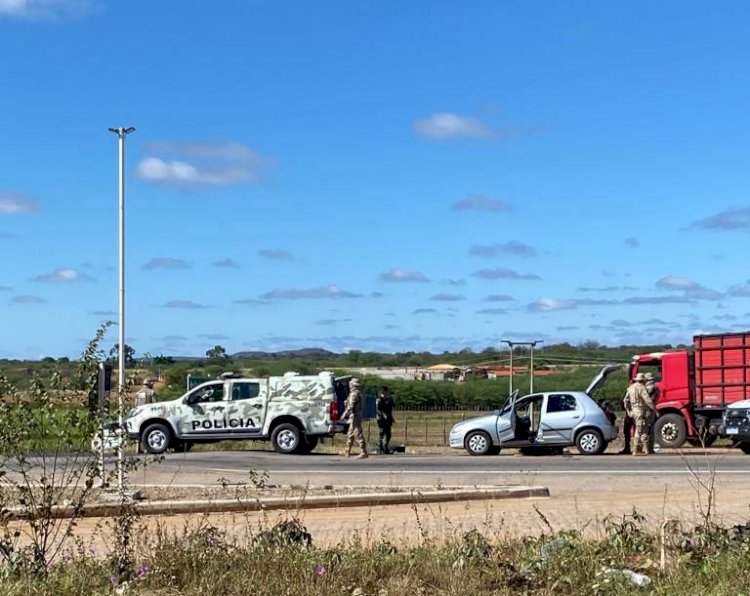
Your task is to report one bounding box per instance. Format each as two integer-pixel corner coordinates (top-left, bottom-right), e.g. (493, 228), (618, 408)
(231, 348), (339, 360)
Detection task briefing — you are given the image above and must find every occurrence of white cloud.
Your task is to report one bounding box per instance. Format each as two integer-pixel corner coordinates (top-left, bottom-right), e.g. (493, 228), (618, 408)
(527, 298), (576, 313)
(0, 192), (39, 214)
(379, 269), (430, 283)
(163, 300), (208, 309)
(143, 257), (191, 270)
(34, 268), (93, 283)
(12, 294), (45, 304)
(470, 241), (537, 258)
(135, 141), (272, 188)
(213, 258), (240, 269)
(261, 285), (363, 300)
(451, 195), (510, 213)
(472, 268), (541, 281)
(430, 293), (465, 302)
(655, 275), (700, 291)
(0, 0), (93, 20)
(258, 249), (293, 261)
(414, 113), (496, 139)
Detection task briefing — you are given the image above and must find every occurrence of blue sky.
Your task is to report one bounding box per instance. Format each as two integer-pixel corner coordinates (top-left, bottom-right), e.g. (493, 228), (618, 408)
(2, 0), (750, 359)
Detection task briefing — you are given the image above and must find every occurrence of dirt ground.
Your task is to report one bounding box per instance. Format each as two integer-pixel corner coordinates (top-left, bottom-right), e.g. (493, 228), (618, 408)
(17, 472), (749, 557)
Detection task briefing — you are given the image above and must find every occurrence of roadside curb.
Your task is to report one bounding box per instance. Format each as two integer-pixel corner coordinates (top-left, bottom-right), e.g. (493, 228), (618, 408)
(9, 486), (550, 520)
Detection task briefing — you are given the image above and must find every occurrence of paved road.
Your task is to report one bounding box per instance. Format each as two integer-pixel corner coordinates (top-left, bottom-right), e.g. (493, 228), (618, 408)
(128, 449), (750, 489)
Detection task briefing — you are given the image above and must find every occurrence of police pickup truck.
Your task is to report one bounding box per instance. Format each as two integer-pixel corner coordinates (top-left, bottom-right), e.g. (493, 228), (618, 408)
(723, 399), (750, 454)
(124, 371), (351, 455)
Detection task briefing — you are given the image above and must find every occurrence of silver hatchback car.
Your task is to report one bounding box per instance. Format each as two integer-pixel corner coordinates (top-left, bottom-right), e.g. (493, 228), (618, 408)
(449, 390), (618, 456)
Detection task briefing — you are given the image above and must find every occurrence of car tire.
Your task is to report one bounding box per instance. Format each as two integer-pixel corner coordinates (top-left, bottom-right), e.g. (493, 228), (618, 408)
(739, 442), (750, 455)
(296, 435), (319, 454)
(575, 428), (605, 455)
(141, 423), (171, 455)
(271, 423), (302, 454)
(654, 413), (687, 448)
(465, 430), (493, 456)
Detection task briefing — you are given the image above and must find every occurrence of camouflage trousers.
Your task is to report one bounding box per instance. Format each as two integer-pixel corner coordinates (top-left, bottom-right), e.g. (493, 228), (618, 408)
(632, 413), (650, 453)
(346, 421), (367, 451)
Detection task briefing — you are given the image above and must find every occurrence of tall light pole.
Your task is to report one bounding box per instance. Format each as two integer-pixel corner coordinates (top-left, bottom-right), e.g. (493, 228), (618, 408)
(502, 339), (544, 395)
(108, 126), (135, 497)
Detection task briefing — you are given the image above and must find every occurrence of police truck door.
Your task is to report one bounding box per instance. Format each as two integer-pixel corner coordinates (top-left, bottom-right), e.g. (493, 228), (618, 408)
(227, 380), (267, 435)
(181, 381), (228, 436)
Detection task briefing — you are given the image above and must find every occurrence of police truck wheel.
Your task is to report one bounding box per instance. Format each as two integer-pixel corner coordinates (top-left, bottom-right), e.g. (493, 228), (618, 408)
(575, 428), (605, 455)
(271, 423), (301, 454)
(141, 423), (171, 454)
(296, 435), (319, 454)
(465, 431), (493, 456)
(654, 414), (687, 448)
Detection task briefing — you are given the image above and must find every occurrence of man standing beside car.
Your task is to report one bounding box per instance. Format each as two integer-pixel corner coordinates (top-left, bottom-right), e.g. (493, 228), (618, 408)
(627, 372), (656, 456)
(343, 378), (368, 459)
(376, 385), (395, 454)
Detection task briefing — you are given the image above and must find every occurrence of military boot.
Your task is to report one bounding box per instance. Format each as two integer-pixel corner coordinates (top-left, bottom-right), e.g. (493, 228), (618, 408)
(343, 445), (352, 458)
(356, 450), (369, 459)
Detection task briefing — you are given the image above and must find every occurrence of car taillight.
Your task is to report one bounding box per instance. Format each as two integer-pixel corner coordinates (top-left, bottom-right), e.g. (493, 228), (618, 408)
(329, 401), (339, 421)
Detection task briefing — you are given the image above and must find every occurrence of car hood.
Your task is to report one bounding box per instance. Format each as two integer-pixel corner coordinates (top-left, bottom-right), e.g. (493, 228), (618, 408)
(727, 399), (750, 410)
(452, 413), (500, 430)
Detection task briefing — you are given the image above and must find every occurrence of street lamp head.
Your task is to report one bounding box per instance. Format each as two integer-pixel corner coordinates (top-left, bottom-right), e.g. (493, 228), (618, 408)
(107, 127), (136, 136)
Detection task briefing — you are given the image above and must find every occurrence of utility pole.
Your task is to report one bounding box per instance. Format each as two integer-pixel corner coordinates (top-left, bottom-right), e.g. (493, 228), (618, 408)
(501, 339), (544, 395)
(108, 126), (135, 499)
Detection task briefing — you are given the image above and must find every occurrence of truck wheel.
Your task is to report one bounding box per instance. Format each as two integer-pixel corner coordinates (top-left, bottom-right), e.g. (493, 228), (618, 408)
(575, 428), (605, 455)
(141, 423), (171, 454)
(465, 430), (493, 456)
(296, 435), (319, 454)
(271, 423), (301, 454)
(654, 414), (687, 448)
(740, 442), (750, 455)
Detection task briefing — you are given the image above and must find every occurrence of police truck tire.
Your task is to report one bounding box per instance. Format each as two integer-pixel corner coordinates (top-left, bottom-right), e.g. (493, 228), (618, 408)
(465, 431), (493, 456)
(141, 423), (171, 454)
(271, 423), (302, 454)
(654, 414), (687, 448)
(575, 428), (605, 455)
(296, 435), (319, 454)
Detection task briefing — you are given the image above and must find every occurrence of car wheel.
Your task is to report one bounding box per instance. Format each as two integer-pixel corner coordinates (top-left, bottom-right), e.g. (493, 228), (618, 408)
(141, 423), (171, 455)
(465, 430), (493, 456)
(654, 414), (687, 448)
(575, 428), (605, 455)
(296, 435), (319, 454)
(271, 423), (301, 454)
(739, 442), (750, 455)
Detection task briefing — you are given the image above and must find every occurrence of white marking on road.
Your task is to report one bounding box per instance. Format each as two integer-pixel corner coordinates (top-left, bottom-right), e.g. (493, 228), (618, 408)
(205, 468), (749, 475)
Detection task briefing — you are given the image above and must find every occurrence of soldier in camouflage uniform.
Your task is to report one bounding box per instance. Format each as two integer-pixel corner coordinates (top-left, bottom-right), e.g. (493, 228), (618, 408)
(343, 378), (368, 459)
(626, 372), (656, 456)
(135, 379), (156, 407)
(644, 372), (660, 454)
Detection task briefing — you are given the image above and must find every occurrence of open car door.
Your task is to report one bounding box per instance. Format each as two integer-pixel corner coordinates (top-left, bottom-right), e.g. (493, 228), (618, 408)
(496, 389), (519, 444)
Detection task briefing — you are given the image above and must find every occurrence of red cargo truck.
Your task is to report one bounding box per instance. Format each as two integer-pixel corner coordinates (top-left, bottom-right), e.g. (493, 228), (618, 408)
(629, 332), (750, 448)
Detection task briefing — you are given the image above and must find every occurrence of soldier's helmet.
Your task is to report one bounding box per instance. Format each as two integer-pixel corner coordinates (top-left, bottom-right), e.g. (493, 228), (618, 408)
(349, 377), (361, 388)
(634, 372), (646, 382)
(643, 372), (655, 381)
